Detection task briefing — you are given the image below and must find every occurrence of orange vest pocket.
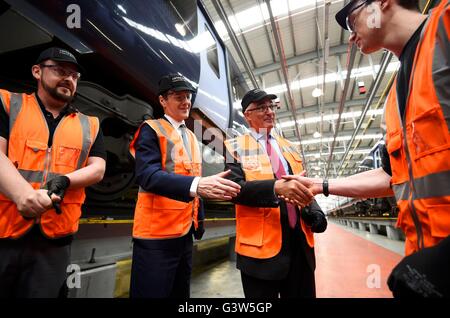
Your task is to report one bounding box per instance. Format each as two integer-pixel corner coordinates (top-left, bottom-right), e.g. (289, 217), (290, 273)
(427, 204), (450, 238)
(148, 196), (189, 236)
(387, 132), (409, 182)
(20, 139), (47, 170)
(237, 215), (264, 247)
(410, 107), (450, 160)
(55, 145), (81, 169)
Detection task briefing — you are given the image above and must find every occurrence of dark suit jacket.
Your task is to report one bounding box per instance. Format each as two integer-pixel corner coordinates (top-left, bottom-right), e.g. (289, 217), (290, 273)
(133, 120), (204, 246)
(225, 146), (323, 280)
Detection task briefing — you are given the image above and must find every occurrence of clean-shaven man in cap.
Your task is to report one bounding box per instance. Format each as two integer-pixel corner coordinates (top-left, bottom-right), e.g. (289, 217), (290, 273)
(283, 0), (450, 297)
(129, 73), (241, 298)
(224, 88), (327, 298)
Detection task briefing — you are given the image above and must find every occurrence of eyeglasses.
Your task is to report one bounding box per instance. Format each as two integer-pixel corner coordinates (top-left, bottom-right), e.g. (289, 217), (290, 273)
(167, 91), (192, 102)
(345, 0), (370, 33)
(40, 64), (81, 80)
(246, 103), (279, 113)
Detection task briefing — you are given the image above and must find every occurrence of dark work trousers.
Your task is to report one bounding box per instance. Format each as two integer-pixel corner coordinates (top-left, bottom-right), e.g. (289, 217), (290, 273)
(130, 232), (193, 298)
(240, 228), (316, 298)
(0, 226), (71, 298)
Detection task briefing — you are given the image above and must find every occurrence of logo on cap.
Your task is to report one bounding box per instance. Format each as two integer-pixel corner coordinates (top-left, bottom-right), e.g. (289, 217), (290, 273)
(171, 76), (185, 82)
(58, 49), (75, 60)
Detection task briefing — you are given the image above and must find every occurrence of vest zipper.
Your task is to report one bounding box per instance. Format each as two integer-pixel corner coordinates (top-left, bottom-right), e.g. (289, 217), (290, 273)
(42, 147), (52, 186)
(36, 147), (51, 225)
(42, 113), (65, 186)
(396, 84), (424, 251)
(394, 20), (430, 250)
(37, 105), (65, 224)
(401, 122), (424, 250)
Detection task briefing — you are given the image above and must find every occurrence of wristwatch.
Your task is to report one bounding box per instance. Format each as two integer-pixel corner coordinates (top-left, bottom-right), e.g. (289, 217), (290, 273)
(323, 179), (329, 197)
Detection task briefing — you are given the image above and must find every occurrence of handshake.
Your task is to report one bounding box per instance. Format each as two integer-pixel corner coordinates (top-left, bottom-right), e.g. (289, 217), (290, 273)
(274, 172), (322, 207)
(274, 172), (327, 233)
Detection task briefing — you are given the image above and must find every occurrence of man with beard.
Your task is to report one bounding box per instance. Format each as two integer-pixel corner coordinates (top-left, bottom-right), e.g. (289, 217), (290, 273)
(0, 47), (106, 297)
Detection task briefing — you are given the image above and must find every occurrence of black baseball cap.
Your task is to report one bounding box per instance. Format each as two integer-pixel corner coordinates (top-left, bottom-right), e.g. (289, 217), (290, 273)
(335, 0), (361, 30)
(241, 88), (277, 112)
(36, 47), (83, 72)
(158, 73), (196, 95)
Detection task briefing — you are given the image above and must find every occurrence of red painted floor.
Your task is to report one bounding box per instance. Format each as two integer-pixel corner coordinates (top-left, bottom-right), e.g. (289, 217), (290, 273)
(315, 223), (402, 298)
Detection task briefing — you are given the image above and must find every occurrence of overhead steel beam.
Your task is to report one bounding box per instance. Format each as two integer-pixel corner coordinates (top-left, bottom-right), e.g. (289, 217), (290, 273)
(255, 0), (286, 109)
(224, 0), (257, 69)
(324, 43), (357, 178)
(287, 127), (381, 141)
(318, 0), (331, 165)
(276, 97), (371, 119)
(253, 44), (348, 76)
(336, 51), (394, 174)
(264, 0), (308, 170)
(210, 0), (259, 88)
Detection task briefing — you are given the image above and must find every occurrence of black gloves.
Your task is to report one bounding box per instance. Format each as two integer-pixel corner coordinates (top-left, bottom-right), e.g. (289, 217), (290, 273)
(45, 175), (71, 214)
(193, 220), (205, 240)
(301, 205), (327, 233)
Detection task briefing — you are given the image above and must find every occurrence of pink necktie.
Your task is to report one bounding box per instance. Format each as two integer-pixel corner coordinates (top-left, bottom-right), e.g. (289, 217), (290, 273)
(266, 136), (297, 228)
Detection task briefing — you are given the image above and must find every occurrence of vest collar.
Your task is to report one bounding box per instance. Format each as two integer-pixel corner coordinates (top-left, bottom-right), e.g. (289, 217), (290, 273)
(35, 93), (76, 119)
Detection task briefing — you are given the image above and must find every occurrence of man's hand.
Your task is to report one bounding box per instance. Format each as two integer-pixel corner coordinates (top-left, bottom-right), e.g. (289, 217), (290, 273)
(193, 220), (205, 240)
(45, 176), (70, 214)
(281, 174), (320, 193)
(15, 189), (60, 219)
(301, 206), (327, 233)
(197, 170), (241, 200)
(279, 174), (322, 206)
(274, 178), (314, 207)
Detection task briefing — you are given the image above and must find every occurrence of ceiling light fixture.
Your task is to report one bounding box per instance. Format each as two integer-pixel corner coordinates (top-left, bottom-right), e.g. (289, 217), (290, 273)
(312, 87), (323, 97)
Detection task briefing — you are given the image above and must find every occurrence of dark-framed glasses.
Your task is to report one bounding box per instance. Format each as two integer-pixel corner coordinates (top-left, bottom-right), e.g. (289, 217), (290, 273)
(40, 64), (81, 80)
(246, 103), (280, 113)
(345, 0), (371, 33)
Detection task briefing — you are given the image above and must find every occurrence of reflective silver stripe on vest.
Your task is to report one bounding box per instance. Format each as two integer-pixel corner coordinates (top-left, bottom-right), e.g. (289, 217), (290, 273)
(77, 113), (92, 169)
(9, 93), (23, 133)
(18, 169), (44, 183)
(47, 172), (63, 181)
(236, 135), (266, 158)
(392, 182), (409, 201)
(413, 169), (450, 199)
(0, 92), (6, 114)
(393, 170), (450, 201)
(281, 145), (298, 155)
(237, 147), (263, 158)
(138, 186), (148, 193)
(20, 171), (63, 184)
(153, 120), (176, 173)
(434, 13), (450, 131)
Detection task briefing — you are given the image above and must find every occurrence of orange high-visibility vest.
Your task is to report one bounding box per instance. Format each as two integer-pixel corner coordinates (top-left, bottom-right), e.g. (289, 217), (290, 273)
(224, 133), (314, 259)
(384, 0), (450, 255)
(0, 90), (99, 239)
(129, 118), (201, 239)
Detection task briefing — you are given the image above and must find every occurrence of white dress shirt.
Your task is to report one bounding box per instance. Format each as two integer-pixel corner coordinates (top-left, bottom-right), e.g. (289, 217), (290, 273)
(164, 115), (200, 197)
